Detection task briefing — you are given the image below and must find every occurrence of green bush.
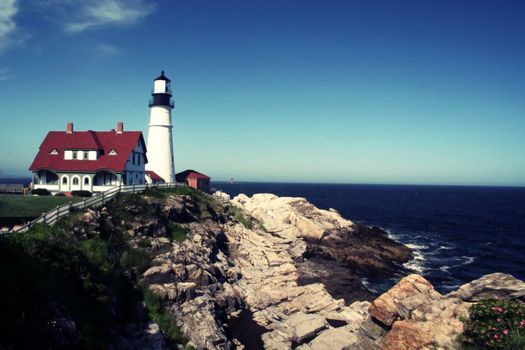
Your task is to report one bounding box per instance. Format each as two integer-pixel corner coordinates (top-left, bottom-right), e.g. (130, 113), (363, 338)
(167, 222), (189, 242)
(144, 288), (187, 345)
(72, 190), (92, 197)
(226, 205), (253, 229)
(461, 298), (525, 349)
(31, 188), (51, 196)
(138, 238), (152, 248)
(120, 247), (151, 273)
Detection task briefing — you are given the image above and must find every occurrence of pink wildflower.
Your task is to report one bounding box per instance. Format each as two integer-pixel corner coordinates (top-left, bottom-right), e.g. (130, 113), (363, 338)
(497, 318), (502, 322)
(503, 329), (509, 335)
(494, 334), (499, 339)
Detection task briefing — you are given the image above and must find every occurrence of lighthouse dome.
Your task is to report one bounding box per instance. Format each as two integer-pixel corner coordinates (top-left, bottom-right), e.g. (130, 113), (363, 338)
(154, 70), (171, 82)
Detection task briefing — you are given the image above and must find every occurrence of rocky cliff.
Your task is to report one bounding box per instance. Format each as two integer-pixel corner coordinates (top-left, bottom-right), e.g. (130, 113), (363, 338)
(4, 188), (524, 350)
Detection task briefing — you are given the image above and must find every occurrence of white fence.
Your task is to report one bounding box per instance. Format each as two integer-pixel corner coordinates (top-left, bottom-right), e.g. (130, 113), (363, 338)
(4, 182), (182, 235)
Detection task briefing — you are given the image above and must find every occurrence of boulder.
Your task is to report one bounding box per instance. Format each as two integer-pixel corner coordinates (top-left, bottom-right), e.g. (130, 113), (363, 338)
(369, 274), (442, 326)
(287, 312), (327, 343)
(448, 272), (525, 301)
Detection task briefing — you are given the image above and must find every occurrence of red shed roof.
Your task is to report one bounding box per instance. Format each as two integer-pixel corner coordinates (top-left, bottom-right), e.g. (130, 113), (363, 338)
(176, 169), (211, 182)
(145, 170), (164, 182)
(29, 128), (147, 173)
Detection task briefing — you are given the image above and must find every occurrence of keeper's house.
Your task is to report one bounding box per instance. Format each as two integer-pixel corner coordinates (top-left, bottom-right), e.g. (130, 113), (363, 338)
(29, 122), (147, 194)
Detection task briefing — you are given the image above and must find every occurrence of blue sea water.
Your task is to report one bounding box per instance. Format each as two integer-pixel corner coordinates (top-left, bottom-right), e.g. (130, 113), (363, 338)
(213, 182), (525, 294)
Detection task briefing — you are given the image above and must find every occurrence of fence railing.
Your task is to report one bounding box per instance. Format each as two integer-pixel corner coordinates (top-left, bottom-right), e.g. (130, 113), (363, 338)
(3, 182), (182, 235)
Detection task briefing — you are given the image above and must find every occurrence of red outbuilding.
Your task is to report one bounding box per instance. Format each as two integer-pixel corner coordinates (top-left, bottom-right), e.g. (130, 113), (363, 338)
(176, 170), (211, 192)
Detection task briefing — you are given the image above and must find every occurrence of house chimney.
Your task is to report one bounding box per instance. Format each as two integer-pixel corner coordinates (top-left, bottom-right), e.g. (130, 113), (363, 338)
(117, 122), (123, 134)
(66, 122), (73, 134)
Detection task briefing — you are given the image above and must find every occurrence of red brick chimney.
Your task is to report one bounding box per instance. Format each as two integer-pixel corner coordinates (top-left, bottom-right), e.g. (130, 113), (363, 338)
(66, 122), (73, 134)
(117, 122), (123, 134)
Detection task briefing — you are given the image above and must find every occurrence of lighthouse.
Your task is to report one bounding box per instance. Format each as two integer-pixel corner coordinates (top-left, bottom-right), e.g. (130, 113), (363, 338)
(146, 71), (175, 183)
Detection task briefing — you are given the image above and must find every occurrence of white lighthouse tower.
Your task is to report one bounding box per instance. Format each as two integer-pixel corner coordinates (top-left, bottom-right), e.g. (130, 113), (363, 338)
(146, 71), (175, 183)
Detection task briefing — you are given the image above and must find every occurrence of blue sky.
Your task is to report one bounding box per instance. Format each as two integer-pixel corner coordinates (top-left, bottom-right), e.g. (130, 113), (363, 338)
(0, 0), (524, 185)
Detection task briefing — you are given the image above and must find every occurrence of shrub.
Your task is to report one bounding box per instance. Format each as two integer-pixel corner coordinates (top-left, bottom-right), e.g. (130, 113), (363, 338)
(120, 247), (151, 273)
(143, 288), (187, 345)
(167, 222), (189, 242)
(138, 238), (152, 248)
(31, 188), (51, 196)
(72, 190), (93, 197)
(226, 205), (252, 229)
(461, 298), (525, 349)
(55, 192), (66, 196)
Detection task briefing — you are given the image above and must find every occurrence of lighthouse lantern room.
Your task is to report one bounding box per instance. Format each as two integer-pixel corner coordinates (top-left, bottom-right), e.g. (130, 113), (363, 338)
(146, 71), (176, 183)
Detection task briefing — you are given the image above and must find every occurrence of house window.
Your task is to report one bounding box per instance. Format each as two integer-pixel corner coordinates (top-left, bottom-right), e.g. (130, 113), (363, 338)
(109, 149), (117, 156)
(72, 177), (79, 185)
(72, 151), (77, 159)
(62, 176), (68, 185)
(84, 151), (89, 159)
(84, 177), (90, 185)
(50, 149), (59, 155)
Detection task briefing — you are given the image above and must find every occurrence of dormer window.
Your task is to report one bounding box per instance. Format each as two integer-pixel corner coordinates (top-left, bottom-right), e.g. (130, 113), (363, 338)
(72, 151), (78, 159)
(50, 149), (59, 155)
(84, 151), (89, 159)
(109, 149), (117, 156)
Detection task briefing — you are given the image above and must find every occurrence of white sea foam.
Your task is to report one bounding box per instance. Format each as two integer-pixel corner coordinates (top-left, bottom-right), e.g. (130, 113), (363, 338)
(439, 265), (451, 273)
(405, 243), (429, 250)
(461, 256), (475, 265)
(360, 277), (379, 294)
(403, 251), (428, 274)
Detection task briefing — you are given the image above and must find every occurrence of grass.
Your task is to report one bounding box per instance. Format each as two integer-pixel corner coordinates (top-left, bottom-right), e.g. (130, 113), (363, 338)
(0, 194), (82, 218)
(167, 222), (189, 242)
(226, 205), (253, 229)
(143, 288), (187, 346)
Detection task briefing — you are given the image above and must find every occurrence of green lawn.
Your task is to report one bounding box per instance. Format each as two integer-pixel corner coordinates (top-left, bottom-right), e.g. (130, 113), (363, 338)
(0, 195), (82, 218)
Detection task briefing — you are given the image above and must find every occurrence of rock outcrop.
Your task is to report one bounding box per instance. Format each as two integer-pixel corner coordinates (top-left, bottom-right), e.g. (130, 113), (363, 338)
(98, 190), (525, 350)
(368, 273), (525, 350)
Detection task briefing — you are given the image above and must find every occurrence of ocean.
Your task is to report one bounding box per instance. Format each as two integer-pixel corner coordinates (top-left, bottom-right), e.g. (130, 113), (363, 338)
(213, 182), (525, 294)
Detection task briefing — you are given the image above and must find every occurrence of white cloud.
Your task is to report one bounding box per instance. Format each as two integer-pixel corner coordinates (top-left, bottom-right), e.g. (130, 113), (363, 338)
(64, 0), (156, 33)
(0, 0), (19, 52)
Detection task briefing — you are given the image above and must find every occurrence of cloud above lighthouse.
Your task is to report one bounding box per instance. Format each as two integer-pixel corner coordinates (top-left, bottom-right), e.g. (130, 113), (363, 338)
(0, 0), (20, 52)
(33, 0), (157, 33)
(65, 0), (156, 33)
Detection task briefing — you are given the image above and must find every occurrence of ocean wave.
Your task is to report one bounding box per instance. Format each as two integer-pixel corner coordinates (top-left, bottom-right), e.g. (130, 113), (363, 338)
(360, 277), (379, 294)
(405, 243), (429, 250)
(461, 256), (475, 265)
(439, 265), (451, 273)
(403, 253), (428, 274)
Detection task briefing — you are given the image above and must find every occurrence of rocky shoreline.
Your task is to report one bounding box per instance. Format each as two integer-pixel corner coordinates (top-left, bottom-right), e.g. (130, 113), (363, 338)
(118, 191), (525, 349)
(23, 189), (524, 350)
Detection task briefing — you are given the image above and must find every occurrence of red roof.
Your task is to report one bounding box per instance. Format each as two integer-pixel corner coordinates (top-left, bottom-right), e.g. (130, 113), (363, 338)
(176, 169), (211, 182)
(29, 130), (147, 173)
(145, 170), (164, 182)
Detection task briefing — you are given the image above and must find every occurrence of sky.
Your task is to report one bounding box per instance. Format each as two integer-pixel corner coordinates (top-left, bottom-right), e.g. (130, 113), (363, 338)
(0, 0), (524, 186)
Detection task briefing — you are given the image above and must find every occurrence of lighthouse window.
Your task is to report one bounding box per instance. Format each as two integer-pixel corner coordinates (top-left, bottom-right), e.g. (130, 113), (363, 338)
(62, 176), (68, 185)
(73, 177), (79, 185)
(84, 177), (90, 185)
